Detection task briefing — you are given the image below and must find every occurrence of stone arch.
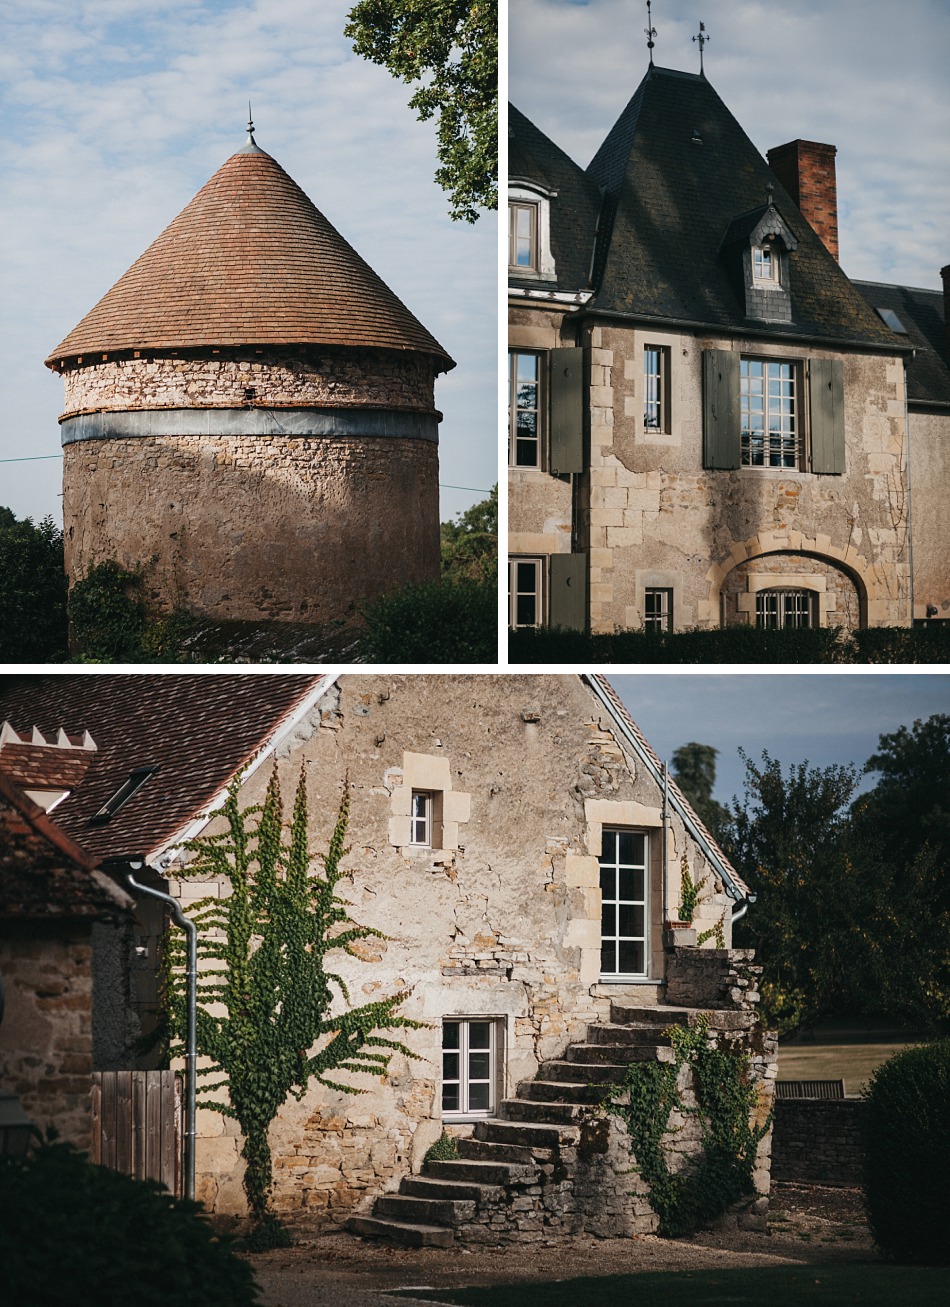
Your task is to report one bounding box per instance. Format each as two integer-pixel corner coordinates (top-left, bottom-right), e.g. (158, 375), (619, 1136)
(707, 533), (881, 630)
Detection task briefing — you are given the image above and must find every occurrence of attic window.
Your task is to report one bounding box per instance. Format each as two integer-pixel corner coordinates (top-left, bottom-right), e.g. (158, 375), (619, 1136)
(875, 307), (908, 334)
(509, 201), (538, 270)
(752, 244), (780, 285)
(88, 766), (160, 827)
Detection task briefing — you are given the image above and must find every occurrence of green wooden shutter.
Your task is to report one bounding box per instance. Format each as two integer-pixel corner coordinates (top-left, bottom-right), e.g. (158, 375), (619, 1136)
(809, 358), (845, 474)
(702, 349), (740, 469)
(549, 553), (587, 630)
(549, 347), (584, 474)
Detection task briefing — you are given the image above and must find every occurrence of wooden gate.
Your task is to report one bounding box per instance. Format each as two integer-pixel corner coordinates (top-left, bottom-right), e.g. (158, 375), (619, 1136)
(91, 1070), (181, 1195)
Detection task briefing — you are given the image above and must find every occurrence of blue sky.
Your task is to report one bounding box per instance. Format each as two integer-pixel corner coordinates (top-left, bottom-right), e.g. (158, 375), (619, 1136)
(612, 672), (950, 805)
(510, 0), (950, 291)
(0, 0), (496, 526)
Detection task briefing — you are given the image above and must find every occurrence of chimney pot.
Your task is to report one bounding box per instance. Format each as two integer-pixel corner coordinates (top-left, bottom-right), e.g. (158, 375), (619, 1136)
(767, 139), (839, 262)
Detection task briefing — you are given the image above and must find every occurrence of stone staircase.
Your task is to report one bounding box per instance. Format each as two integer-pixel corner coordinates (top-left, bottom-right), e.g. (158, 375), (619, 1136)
(346, 1003), (707, 1247)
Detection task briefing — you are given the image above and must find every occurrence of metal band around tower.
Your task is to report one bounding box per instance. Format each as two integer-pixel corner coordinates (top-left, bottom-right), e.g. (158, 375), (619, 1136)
(60, 406), (440, 445)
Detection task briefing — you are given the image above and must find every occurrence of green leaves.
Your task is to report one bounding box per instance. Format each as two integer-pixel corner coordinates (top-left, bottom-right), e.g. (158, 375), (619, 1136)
(345, 1), (498, 222)
(164, 767), (420, 1228)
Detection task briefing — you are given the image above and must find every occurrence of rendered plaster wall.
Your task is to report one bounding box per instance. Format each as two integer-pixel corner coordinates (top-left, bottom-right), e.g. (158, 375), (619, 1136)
(508, 306), (574, 556)
(168, 674), (739, 1227)
(582, 322), (910, 631)
(908, 410), (950, 620)
(0, 924), (94, 1151)
(62, 434), (439, 623)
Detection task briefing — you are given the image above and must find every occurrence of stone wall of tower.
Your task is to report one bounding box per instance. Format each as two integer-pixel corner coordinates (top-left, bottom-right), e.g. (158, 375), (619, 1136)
(59, 348), (441, 624)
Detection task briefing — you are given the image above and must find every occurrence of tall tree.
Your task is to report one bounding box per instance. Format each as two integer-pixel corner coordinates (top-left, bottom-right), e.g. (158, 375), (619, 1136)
(671, 742), (729, 840)
(165, 769), (419, 1238)
(0, 512), (68, 663)
(345, 1), (498, 222)
(440, 485), (497, 582)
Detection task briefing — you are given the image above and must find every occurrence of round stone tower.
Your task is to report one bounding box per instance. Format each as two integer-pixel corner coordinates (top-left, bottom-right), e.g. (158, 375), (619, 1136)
(45, 125), (454, 625)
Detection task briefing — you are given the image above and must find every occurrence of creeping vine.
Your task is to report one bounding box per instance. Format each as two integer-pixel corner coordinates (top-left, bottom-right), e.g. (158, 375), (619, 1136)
(602, 1015), (771, 1236)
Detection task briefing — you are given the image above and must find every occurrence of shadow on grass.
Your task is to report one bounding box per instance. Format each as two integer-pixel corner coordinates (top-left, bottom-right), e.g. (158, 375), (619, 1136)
(396, 1263), (943, 1307)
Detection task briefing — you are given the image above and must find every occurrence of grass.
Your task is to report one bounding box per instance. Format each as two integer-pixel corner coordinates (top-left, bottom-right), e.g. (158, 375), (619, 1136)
(396, 1264), (945, 1306)
(778, 1019), (926, 1092)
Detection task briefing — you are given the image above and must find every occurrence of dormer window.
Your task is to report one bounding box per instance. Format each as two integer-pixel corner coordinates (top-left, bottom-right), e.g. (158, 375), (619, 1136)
(508, 182), (557, 281)
(509, 201), (538, 270)
(720, 204), (797, 324)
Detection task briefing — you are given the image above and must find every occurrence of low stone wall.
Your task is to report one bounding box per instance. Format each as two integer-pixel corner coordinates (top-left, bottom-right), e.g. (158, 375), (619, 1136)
(665, 946), (763, 1011)
(771, 1098), (866, 1186)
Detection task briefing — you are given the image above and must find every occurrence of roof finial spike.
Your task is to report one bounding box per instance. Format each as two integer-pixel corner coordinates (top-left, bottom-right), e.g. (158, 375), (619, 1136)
(645, 0), (657, 65)
(246, 101), (255, 145)
(692, 20), (709, 75)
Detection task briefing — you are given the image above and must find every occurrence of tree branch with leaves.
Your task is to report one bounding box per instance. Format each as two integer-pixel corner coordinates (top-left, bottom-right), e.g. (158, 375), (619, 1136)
(345, 1), (497, 222)
(163, 767), (420, 1240)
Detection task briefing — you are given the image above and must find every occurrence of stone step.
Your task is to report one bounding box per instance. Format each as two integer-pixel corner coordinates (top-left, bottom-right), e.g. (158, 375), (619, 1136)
(518, 1079), (613, 1105)
(610, 1003), (697, 1027)
(570, 1038), (673, 1061)
(426, 1158), (539, 1186)
(501, 1097), (588, 1124)
(401, 1175), (503, 1203)
(586, 1024), (676, 1048)
(457, 1137), (538, 1165)
(346, 1215), (454, 1248)
(539, 1059), (630, 1084)
(375, 1194), (475, 1226)
(475, 1119), (582, 1150)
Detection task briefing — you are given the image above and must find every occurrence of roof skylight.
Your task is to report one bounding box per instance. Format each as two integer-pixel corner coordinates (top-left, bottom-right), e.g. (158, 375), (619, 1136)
(875, 307), (908, 333)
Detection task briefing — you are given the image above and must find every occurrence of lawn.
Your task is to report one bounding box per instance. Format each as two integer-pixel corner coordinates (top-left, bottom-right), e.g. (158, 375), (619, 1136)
(398, 1264), (944, 1306)
(778, 1019), (925, 1093)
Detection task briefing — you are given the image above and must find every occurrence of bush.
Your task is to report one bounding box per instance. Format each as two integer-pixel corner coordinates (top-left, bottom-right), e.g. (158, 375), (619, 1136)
(68, 560), (196, 662)
(862, 1039), (950, 1264)
(0, 512), (68, 662)
(360, 576), (496, 662)
(0, 1141), (259, 1306)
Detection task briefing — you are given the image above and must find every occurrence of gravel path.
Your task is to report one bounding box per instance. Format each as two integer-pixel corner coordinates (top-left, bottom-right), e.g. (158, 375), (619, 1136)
(248, 1183), (876, 1307)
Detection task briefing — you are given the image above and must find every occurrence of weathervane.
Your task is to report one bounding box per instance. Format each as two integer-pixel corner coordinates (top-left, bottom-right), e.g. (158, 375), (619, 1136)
(246, 101), (256, 146)
(693, 21), (709, 74)
(645, 0), (657, 65)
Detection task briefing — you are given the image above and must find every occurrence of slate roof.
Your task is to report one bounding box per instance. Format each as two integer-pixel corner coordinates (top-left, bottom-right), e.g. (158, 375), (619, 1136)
(46, 144), (453, 373)
(0, 675), (322, 862)
(508, 105), (602, 294)
(852, 281), (950, 407)
(518, 65), (907, 350)
(0, 774), (132, 920)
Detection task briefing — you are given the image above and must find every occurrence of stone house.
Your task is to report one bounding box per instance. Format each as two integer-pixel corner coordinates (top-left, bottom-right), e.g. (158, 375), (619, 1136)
(508, 64), (950, 633)
(0, 766), (132, 1152)
(0, 674), (774, 1243)
(45, 122), (454, 627)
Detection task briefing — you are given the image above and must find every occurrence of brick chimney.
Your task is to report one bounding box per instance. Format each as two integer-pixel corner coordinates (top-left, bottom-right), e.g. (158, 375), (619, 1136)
(767, 139), (839, 262)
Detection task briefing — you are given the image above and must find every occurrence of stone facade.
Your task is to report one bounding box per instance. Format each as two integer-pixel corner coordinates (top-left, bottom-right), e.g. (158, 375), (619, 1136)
(145, 675), (770, 1230)
(771, 1098), (865, 1186)
(0, 925), (96, 1151)
(63, 432), (438, 623)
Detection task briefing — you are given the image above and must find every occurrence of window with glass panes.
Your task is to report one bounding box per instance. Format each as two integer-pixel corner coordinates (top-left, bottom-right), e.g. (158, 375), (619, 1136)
(755, 588), (815, 629)
(410, 791), (433, 845)
(644, 587), (672, 631)
(643, 346), (664, 430)
(740, 358), (797, 467)
(508, 557), (543, 629)
(599, 829), (649, 978)
(509, 202), (538, 270)
(509, 352), (541, 467)
(752, 244), (779, 282)
(442, 1019), (496, 1116)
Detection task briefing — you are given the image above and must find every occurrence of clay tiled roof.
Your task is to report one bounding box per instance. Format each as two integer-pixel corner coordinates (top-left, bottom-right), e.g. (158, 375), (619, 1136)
(0, 774), (132, 920)
(46, 145), (453, 372)
(0, 726), (96, 793)
(0, 675), (323, 862)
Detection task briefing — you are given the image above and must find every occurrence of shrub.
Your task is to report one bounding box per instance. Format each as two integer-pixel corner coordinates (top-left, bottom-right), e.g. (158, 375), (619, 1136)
(0, 1141), (259, 1306)
(0, 512), (68, 662)
(68, 560), (196, 662)
(862, 1039), (950, 1264)
(360, 576), (496, 662)
(424, 1130), (461, 1164)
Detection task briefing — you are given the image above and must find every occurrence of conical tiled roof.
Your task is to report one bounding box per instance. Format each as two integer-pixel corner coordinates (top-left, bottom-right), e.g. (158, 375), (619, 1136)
(46, 143), (453, 371)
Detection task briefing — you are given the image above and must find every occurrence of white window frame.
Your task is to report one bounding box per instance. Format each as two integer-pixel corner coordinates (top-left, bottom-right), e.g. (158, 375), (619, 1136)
(752, 243), (780, 285)
(740, 357), (800, 469)
(508, 183), (557, 280)
(644, 587), (673, 632)
(599, 828), (650, 981)
(442, 1018), (500, 1119)
(509, 350), (542, 469)
(509, 201), (538, 271)
(755, 587), (817, 630)
(643, 344), (670, 433)
(508, 556), (544, 629)
(409, 790), (433, 846)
